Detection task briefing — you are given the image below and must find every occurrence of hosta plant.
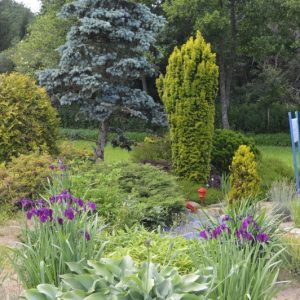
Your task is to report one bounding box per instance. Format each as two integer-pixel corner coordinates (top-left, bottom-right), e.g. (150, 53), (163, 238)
(24, 256), (212, 299)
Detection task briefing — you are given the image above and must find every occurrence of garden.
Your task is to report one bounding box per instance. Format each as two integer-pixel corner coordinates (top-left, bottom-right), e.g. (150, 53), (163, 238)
(0, 0), (300, 299)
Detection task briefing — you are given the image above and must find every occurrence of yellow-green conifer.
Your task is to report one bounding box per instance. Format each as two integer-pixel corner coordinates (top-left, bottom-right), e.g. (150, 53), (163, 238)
(157, 31), (219, 182)
(228, 145), (260, 203)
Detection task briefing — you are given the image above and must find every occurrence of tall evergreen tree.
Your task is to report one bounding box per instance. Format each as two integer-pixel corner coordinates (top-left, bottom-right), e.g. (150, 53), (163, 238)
(0, 0), (33, 51)
(39, 0), (166, 160)
(157, 32), (219, 182)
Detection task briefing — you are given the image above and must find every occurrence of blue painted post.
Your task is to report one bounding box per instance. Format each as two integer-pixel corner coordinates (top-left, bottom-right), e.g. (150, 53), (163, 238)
(289, 112), (300, 193)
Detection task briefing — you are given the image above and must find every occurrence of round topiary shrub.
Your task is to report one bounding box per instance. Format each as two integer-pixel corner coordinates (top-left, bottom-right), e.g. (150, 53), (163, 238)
(0, 73), (59, 162)
(211, 129), (259, 172)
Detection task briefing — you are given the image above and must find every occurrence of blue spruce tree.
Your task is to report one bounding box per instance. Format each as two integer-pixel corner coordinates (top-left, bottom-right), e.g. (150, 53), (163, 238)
(39, 0), (166, 160)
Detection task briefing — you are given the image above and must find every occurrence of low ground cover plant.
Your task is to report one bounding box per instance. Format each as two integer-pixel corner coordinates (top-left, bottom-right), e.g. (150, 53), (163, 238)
(24, 256), (212, 299)
(70, 161), (185, 229)
(102, 226), (194, 274)
(13, 190), (103, 288)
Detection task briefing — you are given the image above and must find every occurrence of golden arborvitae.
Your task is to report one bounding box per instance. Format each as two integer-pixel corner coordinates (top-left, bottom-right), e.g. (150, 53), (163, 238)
(228, 145), (261, 203)
(156, 31), (219, 182)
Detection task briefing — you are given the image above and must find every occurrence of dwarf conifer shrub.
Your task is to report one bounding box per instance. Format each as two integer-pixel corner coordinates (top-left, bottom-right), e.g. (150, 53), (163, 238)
(228, 145), (260, 203)
(0, 73), (59, 162)
(157, 31), (219, 182)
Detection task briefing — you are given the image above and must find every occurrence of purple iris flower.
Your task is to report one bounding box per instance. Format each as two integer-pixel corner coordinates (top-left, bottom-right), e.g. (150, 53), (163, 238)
(26, 209), (35, 220)
(256, 233), (269, 243)
(199, 230), (208, 240)
(77, 199), (84, 207)
(221, 215), (231, 222)
(87, 201), (96, 212)
(57, 217), (63, 225)
(58, 160), (66, 171)
(241, 216), (254, 229)
(20, 199), (35, 210)
(39, 215), (48, 223)
(64, 208), (75, 220)
(49, 164), (56, 170)
(85, 231), (91, 241)
(211, 225), (223, 239)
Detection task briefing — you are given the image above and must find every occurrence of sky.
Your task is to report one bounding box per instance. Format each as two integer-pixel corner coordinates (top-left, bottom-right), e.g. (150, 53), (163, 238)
(15, 0), (41, 13)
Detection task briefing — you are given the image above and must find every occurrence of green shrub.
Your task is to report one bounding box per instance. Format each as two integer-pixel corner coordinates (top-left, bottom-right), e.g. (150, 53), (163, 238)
(0, 152), (53, 204)
(131, 135), (171, 163)
(70, 162), (185, 229)
(257, 157), (294, 193)
(157, 32), (219, 182)
(102, 226), (193, 274)
(0, 73), (59, 162)
(24, 256), (212, 299)
(212, 129), (259, 172)
(228, 145), (260, 203)
(291, 199), (300, 227)
(13, 191), (103, 288)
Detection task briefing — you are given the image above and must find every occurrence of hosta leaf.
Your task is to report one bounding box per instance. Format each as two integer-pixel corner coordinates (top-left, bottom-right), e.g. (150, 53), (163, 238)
(61, 289), (87, 300)
(36, 284), (59, 299)
(87, 261), (114, 282)
(75, 274), (97, 291)
(180, 282), (208, 293)
(154, 278), (172, 298)
(181, 274), (200, 284)
(66, 262), (86, 274)
(61, 275), (86, 290)
(119, 256), (136, 276)
(181, 294), (207, 300)
(83, 292), (112, 300)
(24, 290), (48, 300)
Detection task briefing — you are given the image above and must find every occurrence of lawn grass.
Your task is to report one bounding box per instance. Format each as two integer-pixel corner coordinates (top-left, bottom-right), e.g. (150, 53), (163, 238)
(58, 140), (130, 163)
(258, 146), (293, 169)
(58, 140), (296, 202)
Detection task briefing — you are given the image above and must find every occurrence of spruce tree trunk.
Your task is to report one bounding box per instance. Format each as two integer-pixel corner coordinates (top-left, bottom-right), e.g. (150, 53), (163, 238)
(96, 120), (108, 161)
(141, 76), (148, 93)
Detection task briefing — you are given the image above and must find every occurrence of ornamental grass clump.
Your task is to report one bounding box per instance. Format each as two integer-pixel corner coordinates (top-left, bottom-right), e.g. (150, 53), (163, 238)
(13, 190), (103, 289)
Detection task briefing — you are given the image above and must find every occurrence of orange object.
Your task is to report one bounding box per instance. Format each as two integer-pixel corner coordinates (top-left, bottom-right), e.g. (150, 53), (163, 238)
(185, 201), (198, 213)
(197, 187), (207, 205)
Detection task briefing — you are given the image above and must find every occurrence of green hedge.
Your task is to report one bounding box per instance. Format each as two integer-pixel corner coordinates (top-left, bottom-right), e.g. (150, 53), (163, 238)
(248, 133), (291, 147)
